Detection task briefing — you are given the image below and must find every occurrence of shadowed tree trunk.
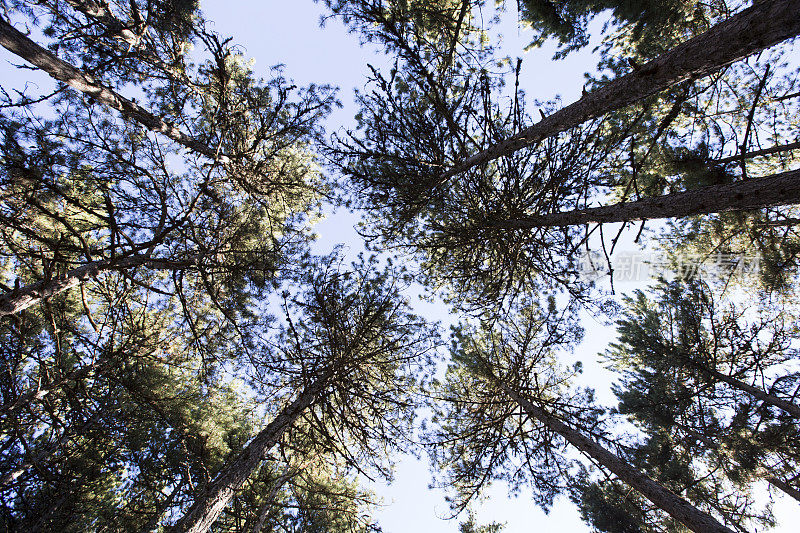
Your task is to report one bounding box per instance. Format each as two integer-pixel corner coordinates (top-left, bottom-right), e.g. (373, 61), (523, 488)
(497, 381), (736, 533)
(0, 255), (197, 317)
(245, 463), (294, 533)
(438, 0), (800, 183)
(0, 16), (228, 163)
(489, 168), (800, 228)
(172, 371), (333, 533)
(687, 359), (800, 419)
(766, 477), (800, 503)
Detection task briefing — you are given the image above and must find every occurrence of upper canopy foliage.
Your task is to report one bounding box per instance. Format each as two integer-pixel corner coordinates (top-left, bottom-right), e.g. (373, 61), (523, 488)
(1, 0), (799, 531)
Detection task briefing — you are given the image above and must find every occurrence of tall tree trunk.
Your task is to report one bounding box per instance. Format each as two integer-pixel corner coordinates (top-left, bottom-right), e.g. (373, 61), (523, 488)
(0, 255), (196, 317)
(246, 463), (294, 533)
(690, 361), (800, 419)
(766, 476), (800, 504)
(0, 17), (228, 163)
(497, 382), (735, 533)
(490, 168), (800, 228)
(438, 0), (800, 183)
(172, 372), (332, 533)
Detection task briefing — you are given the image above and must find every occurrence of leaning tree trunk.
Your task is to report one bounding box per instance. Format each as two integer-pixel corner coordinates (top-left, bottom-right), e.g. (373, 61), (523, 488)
(438, 0), (800, 183)
(246, 463), (294, 533)
(690, 361), (800, 419)
(490, 168), (800, 228)
(0, 255), (196, 317)
(498, 382), (736, 533)
(715, 140), (800, 165)
(0, 16), (228, 163)
(766, 477), (800, 504)
(172, 371), (333, 533)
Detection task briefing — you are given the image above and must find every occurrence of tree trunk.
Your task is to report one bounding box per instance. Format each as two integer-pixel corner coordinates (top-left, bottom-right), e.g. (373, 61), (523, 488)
(172, 372), (332, 533)
(498, 382), (735, 533)
(438, 0), (800, 183)
(490, 168), (800, 228)
(766, 477), (800, 504)
(715, 140), (800, 165)
(692, 362), (800, 419)
(247, 464), (293, 533)
(0, 16), (227, 163)
(0, 255), (196, 317)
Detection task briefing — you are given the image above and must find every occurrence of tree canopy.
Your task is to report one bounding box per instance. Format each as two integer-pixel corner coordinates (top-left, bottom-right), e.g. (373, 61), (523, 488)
(1, 0), (799, 531)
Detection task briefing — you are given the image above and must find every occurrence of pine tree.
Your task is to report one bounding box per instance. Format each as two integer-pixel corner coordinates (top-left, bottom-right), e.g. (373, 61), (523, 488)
(427, 301), (755, 533)
(436, 0), (800, 183)
(602, 278), (800, 511)
(173, 254), (436, 532)
(0, 1), (336, 319)
(327, 0), (800, 313)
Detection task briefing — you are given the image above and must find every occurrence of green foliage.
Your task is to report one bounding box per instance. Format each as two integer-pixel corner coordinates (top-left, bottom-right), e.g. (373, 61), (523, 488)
(517, 0), (711, 58)
(588, 278), (797, 531)
(2, 0), (800, 531)
(268, 253), (438, 479)
(426, 300), (589, 514)
(459, 510), (505, 533)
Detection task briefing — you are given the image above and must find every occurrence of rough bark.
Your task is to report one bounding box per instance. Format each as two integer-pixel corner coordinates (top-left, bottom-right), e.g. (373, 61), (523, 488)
(766, 477), (800, 503)
(498, 382), (736, 533)
(491, 168), (800, 228)
(172, 373), (332, 533)
(0, 255), (196, 317)
(438, 0), (800, 183)
(0, 16), (228, 163)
